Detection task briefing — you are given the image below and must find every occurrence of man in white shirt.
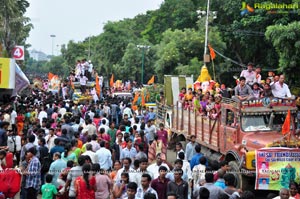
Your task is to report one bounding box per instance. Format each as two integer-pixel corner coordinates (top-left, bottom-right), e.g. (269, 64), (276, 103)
(271, 75), (292, 98)
(10, 109), (17, 131)
(120, 139), (137, 163)
(123, 104), (133, 119)
(45, 128), (57, 152)
(147, 154), (170, 179)
(82, 144), (98, 164)
(96, 141), (112, 170)
(38, 106), (47, 125)
(115, 157), (135, 183)
(135, 173), (158, 199)
(98, 119), (110, 133)
(79, 74), (88, 94)
(272, 188), (294, 199)
(240, 62), (256, 86)
(132, 158), (154, 187)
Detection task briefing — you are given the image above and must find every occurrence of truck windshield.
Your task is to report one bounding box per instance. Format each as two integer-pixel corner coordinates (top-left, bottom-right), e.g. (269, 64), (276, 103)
(241, 113), (288, 132)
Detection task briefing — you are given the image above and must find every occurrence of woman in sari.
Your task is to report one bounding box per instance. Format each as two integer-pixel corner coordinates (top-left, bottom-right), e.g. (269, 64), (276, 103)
(75, 163), (96, 199)
(148, 135), (166, 163)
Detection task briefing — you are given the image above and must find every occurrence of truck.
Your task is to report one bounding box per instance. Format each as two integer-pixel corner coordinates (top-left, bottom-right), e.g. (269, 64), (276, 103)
(157, 87), (299, 190)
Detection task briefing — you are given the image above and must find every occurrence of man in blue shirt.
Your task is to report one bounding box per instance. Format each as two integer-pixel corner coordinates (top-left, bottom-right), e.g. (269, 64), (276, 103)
(185, 135), (196, 162)
(190, 144), (207, 170)
(24, 147), (41, 199)
(49, 152), (67, 188)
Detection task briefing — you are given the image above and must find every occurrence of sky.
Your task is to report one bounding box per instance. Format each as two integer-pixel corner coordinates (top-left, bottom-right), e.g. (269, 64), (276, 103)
(25, 0), (164, 55)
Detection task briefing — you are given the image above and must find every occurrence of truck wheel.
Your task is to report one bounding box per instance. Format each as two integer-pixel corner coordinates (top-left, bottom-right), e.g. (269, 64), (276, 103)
(228, 161), (243, 189)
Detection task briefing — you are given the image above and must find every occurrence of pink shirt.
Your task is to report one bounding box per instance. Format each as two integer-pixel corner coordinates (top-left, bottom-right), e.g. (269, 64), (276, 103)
(95, 173), (112, 199)
(157, 130), (168, 146)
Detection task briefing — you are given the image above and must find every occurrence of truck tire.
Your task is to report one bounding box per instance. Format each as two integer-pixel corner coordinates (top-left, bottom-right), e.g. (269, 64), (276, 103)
(228, 161), (243, 189)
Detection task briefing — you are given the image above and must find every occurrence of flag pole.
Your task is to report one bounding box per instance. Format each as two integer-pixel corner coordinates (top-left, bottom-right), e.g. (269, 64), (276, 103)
(212, 59), (216, 81)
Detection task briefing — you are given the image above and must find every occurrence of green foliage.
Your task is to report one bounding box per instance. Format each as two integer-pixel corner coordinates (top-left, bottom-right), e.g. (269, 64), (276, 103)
(0, 0), (32, 57)
(265, 21), (300, 86)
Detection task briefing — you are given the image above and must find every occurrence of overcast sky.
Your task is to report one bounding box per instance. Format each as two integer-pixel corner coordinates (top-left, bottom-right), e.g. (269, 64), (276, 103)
(25, 0), (164, 55)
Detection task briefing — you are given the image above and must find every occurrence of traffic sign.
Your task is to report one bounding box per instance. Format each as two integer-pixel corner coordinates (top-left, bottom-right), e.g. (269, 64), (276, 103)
(12, 46), (25, 60)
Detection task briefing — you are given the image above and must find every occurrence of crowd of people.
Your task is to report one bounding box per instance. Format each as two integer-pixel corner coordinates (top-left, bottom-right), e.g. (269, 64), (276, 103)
(0, 62), (299, 199)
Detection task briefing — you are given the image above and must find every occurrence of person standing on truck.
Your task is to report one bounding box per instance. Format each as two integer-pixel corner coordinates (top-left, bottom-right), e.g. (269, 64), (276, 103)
(185, 135), (196, 162)
(273, 188), (292, 199)
(234, 76), (253, 101)
(240, 62), (256, 86)
(271, 74), (292, 98)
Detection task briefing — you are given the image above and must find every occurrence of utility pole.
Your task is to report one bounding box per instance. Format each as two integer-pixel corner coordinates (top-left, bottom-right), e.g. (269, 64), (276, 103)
(137, 45), (150, 85)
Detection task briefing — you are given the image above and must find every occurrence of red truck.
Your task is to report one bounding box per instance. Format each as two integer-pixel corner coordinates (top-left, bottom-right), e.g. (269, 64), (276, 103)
(157, 97), (299, 190)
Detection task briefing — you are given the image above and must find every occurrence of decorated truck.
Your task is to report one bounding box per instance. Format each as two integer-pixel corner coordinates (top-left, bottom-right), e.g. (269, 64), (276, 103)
(157, 93), (300, 190)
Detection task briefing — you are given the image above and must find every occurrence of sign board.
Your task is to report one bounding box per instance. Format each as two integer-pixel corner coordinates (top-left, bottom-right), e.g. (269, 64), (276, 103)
(255, 147), (300, 190)
(12, 46), (25, 60)
(0, 58), (16, 89)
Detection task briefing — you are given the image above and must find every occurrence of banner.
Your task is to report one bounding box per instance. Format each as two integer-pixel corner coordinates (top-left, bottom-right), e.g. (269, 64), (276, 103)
(0, 58), (16, 89)
(255, 147), (300, 190)
(12, 64), (30, 96)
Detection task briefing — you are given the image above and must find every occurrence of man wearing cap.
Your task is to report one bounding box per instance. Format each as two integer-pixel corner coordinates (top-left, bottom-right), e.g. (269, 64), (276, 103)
(240, 62), (256, 86)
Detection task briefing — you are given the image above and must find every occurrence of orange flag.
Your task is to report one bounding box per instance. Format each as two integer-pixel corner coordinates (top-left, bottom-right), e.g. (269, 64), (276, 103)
(208, 44), (216, 60)
(141, 91), (145, 106)
(95, 76), (100, 96)
(133, 92), (139, 103)
(110, 74), (114, 87)
(48, 72), (55, 80)
(147, 75), (155, 85)
(282, 109), (291, 135)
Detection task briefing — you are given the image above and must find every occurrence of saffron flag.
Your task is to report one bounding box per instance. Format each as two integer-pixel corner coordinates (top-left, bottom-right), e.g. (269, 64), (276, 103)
(110, 74), (114, 87)
(208, 44), (216, 60)
(95, 76), (100, 96)
(282, 109), (291, 135)
(141, 91), (145, 106)
(147, 75), (155, 85)
(48, 72), (55, 81)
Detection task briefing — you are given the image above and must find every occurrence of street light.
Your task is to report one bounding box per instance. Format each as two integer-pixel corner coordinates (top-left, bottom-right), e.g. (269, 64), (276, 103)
(50, 34), (56, 57)
(137, 45), (150, 85)
(197, 1), (217, 65)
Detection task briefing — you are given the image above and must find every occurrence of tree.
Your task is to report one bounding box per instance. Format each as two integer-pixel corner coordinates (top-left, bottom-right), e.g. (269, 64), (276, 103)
(0, 0), (32, 57)
(142, 0), (197, 43)
(265, 21), (300, 87)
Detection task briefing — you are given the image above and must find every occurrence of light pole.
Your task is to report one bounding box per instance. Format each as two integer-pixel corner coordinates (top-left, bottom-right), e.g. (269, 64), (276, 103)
(197, 1), (217, 65)
(88, 35), (91, 60)
(137, 45), (150, 85)
(50, 34), (56, 57)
